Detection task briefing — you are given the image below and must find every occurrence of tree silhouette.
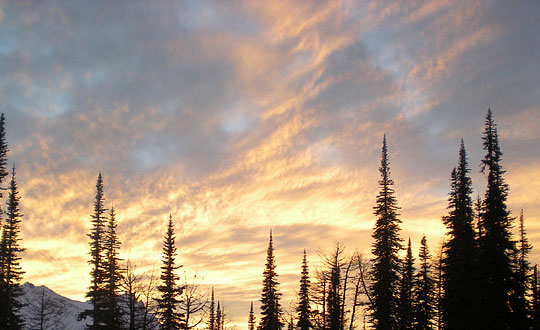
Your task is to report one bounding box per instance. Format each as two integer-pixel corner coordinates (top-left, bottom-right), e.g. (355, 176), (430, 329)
(83, 172), (108, 329)
(259, 230), (283, 330)
(0, 166), (25, 330)
(414, 236), (435, 330)
(441, 140), (478, 330)
(156, 214), (184, 330)
(397, 239), (415, 330)
(477, 109), (515, 330)
(297, 249), (313, 330)
(370, 135), (403, 330)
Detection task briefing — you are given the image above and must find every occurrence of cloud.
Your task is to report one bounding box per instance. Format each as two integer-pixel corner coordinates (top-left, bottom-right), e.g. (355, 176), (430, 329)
(1, 0), (539, 327)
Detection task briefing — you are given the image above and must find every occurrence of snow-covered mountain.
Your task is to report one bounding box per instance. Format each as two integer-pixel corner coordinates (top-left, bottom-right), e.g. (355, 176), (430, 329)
(18, 282), (160, 330)
(19, 282), (91, 330)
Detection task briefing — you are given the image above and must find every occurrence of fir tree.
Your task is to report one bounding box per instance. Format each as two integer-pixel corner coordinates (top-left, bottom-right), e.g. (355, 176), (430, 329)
(509, 209), (531, 329)
(370, 135), (403, 330)
(0, 166), (25, 330)
(216, 302), (222, 330)
(209, 287), (215, 330)
(103, 206), (123, 330)
(249, 302), (256, 330)
(83, 172), (108, 329)
(477, 109), (515, 330)
(0, 113), (10, 292)
(156, 214), (183, 330)
(0, 113), (9, 195)
(259, 230), (283, 330)
(414, 236), (434, 330)
(397, 239), (415, 330)
(441, 140), (478, 330)
(326, 247), (342, 330)
(532, 265), (540, 330)
(296, 250), (312, 330)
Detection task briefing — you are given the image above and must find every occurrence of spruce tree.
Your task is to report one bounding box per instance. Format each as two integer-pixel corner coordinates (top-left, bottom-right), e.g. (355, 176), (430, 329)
(156, 214), (183, 330)
(0, 166), (25, 330)
(259, 230), (283, 330)
(83, 172), (108, 329)
(477, 109), (515, 329)
(297, 250), (312, 330)
(509, 209), (531, 329)
(397, 239), (415, 330)
(209, 287), (215, 330)
(414, 235), (434, 330)
(532, 265), (540, 330)
(0, 113), (9, 196)
(326, 247), (342, 330)
(370, 135), (403, 330)
(103, 206), (123, 330)
(441, 140), (478, 330)
(249, 302), (256, 330)
(216, 302), (222, 330)
(0, 113), (10, 291)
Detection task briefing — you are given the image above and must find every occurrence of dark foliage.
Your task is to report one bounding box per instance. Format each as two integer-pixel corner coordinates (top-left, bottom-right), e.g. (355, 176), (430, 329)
(370, 135), (403, 330)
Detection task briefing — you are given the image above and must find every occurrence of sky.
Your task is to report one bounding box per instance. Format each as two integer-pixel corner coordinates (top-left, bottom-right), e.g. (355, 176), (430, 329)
(1, 0), (540, 327)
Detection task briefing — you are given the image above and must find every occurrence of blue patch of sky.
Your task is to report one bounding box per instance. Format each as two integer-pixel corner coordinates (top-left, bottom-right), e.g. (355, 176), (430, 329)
(221, 108), (256, 134)
(177, 0), (260, 36)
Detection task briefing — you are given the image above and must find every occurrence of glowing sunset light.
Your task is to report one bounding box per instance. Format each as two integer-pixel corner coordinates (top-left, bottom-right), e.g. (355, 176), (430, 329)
(0, 1), (539, 328)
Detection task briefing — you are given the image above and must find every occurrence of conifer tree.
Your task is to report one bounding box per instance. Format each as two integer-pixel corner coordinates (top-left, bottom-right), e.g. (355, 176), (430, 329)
(249, 302), (256, 330)
(209, 288), (215, 330)
(509, 209), (531, 329)
(414, 236), (434, 330)
(0, 166), (25, 330)
(477, 109), (515, 330)
(370, 135), (403, 330)
(83, 172), (108, 329)
(441, 140), (478, 330)
(156, 214), (183, 330)
(0, 113), (9, 195)
(397, 239), (414, 330)
(0, 113), (10, 289)
(532, 265), (540, 330)
(259, 230), (283, 330)
(103, 206), (123, 330)
(297, 250), (312, 330)
(216, 302), (222, 330)
(326, 247), (342, 330)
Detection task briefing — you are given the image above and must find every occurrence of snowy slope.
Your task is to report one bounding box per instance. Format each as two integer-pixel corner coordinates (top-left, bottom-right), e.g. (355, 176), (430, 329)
(19, 282), (160, 330)
(19, 282), (91, 330)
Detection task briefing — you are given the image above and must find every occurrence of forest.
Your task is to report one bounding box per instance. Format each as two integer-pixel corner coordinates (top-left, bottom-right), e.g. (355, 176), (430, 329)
(0, 108), (538, 330)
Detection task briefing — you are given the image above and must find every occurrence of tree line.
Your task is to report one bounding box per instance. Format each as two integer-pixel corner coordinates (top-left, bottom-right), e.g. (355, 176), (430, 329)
(0, 109), (539, 330)
(256, 109), (540, 330)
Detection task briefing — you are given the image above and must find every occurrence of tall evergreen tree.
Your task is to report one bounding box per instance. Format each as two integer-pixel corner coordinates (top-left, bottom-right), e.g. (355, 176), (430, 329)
(259, 230), (283, 330)
(326, 247), (342, 330)
(477, 109), (515, 330)
(156, 214), (183, 330)
(103, 206), (123, 330)
(209, 287), (215, 330)
(532, 265), (540, 330)
(0, 166), (25, 330)
(216, 302), (222, 330)
(0, 113), (10, 289)
(0, 114), (9, 196)
(370, 135), (403, 330)
(83, 172), (108, 329)
(397, 239), (415, 330)
(297, 250), (312, 330)
(414, 236), (435, 330)
(509, 209), (531, 329)
(441, 140), (478, 330)
(249, 302), (256, 330)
